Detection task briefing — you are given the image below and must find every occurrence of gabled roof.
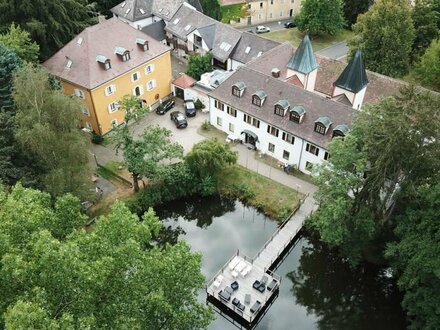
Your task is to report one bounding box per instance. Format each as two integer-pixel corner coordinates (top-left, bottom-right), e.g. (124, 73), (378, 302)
(211, 24), (241, 63)
(209, 66), (355, 149)
(111, 0), (153, 22)
(198, 24), (216, 49)
(43, 17), (170, 90)
(172, 73), (196, 88)
(286, 35), (319, 74)
(230, 31), (280, 64)
(334, 50), (369, 93)
(141, 20), (166, 41)
(165, 4), (213, 40)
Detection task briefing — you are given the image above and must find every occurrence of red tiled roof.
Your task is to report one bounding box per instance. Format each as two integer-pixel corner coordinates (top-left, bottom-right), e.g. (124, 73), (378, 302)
(286, 75), (304, 88)
(172, 73), (196, 88)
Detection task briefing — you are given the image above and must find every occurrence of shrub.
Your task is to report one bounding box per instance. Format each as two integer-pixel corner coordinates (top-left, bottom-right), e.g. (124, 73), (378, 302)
(91, 131), (104, 144)
(194, 99), (205, 110)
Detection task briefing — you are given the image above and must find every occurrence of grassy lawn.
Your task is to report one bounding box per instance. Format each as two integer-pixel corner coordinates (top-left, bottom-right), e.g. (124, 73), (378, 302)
(218, 165), (304, 220)
(197, 122), (229, 141)
(221, 3), (248, 24)
(263, 28), (354, 51)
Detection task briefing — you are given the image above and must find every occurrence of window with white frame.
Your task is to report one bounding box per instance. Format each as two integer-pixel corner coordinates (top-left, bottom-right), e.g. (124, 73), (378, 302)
(283, 150), (290, 160)
(282, 132), (295, 144)
(105, 84), (116, 96)
(217, 117), (222, 126)
(267, 125), (279, 137)
(215, 100), (225, 111)
(147, 79), (156, 90)
(132, 71), (140, 82)
(229, 123), (235, 132)
(306, 143), (319, 156)
(108, 102), (119, 113)
(82, 107), (90, 116)
(243, 114), (260, 128)
(324, 151), (330, 160)
(134, 85), (143, 96)
(74, 89), (85, 99)
(268, 143), (275, 152)
(145, 64), (155, 74)
(227, 106), (237, 117)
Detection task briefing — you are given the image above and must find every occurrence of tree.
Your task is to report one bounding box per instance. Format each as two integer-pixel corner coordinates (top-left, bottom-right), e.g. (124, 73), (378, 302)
(348, 0), (415, 77)
(199, 0), (222, 21)
(0, 184), (214, 329)
(13, 64), (91, 199)
(0, 0), (96, 59)
(295, 0), (345, 36)
(413, 38), (440, 91)
(411, 0), (439, 61)
(92, 0), (122, 17)
(385, 182), (440, 330)
(187, 53), (213, 80)
(343, 0), (373, 28)
(185, 138), (238, 179)
(310, 86), (440, 265)
(0, 23), (39, 62)
(114, 95), (184, 192)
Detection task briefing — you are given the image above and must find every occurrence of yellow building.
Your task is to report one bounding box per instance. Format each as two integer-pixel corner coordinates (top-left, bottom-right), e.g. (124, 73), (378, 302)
(44, 17), (172, 135)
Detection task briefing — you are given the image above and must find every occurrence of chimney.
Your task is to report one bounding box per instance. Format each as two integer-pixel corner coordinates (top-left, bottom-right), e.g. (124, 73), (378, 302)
(271, 68), (280, 78)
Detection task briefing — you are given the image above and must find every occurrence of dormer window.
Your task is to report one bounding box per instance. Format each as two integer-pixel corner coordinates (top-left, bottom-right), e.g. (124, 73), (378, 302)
(274, 100), (290, 116)
(332, 124), (350, 138)
(252, 90), (267, 107)
(136, 38), (149, 51)
(96, 55), (111, 70)
(232, 81), (246, 97)
(315, 116), (332, 135)
(115, 47), (130, 62)
(289, 106), (305, 123)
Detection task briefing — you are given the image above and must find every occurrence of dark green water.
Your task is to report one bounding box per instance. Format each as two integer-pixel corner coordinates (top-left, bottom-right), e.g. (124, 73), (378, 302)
(154, 195), (407, 330)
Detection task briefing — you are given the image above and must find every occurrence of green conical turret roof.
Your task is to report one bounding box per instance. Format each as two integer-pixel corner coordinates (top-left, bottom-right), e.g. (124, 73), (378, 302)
(334, 50), (369, 93)
(287, 35), (319, 74)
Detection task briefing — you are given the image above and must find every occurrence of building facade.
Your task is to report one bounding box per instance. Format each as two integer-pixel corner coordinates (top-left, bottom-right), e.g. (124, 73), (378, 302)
(44, 17), (172, 135)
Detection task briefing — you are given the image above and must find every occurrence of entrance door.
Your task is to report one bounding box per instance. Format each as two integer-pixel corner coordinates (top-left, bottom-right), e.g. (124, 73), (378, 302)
(247, 16), (252, 26)
(289, 9), (293, 17)
(245, 133), (257, 146)
(175, 87), (184, 99)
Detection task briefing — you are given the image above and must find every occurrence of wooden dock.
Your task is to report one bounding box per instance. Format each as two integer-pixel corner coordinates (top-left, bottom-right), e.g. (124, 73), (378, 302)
(206, 195), (317, 329)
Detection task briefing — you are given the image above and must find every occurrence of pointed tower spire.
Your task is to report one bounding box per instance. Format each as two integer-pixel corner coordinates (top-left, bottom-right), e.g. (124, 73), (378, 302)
(333, 50), (369, 110)
(286, 35), (319, 91)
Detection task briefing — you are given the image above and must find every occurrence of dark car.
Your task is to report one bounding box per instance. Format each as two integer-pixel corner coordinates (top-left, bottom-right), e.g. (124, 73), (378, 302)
(170, 111), (188, 128)
(155, 99), (175, 115)
(284, 21), (296, 28)
(184, 100), (196, 117)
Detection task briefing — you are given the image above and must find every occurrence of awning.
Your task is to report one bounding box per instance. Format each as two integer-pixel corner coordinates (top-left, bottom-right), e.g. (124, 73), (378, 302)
(241, 130), (258, 141)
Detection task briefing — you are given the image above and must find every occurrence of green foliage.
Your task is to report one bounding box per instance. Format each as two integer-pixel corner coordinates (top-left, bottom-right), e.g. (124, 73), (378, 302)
(311, 86), (440, 265)
(411, 0), (439, 61)
(185, 138), (238, 179)
(13, 64), (91, 199)
(385, 182), (440, 329)
(0, 23), (39, 62)
(0, 0), (97, 59)
(343, 0), (373, 27)
(91, 131), (104, 144)
(114, 95), (184, 192)
(296, 0), (345, 36)
(348, 0), (415, 77)
(220, 3), (248, 23)
(199, 0), (222, 20)
(194, 98), (205, 110)
(0, 184), (214, 329)
(92, 0), (122, 17)
(186, 53), (213, 80)
(201, 120), (210, 130)
(0, 45), (22, 113)
(413, 38), (440, 91)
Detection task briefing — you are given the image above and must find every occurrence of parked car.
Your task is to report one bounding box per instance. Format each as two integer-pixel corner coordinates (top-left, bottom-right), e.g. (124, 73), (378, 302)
(184, 99), (196, 117)
(284, 21), (296, 28)
(155, 99), (175, 115)
(170, 111), (188, 128)
(256, 26), (270, 34)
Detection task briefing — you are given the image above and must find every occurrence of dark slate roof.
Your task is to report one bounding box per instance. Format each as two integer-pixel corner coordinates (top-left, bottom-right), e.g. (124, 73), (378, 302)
(111, 0), (153, 22)
(211, 24), (242, 62)
(209, 66), (355, 149)
(198, 24), (216, 49)
(165, 4), (214, 40)
(247, 42), (404, 106)
(141, 20), (166, 41)
(334, 50), (369, 93)
(286, 35), (318, 74)
(230, 31), (281, 64)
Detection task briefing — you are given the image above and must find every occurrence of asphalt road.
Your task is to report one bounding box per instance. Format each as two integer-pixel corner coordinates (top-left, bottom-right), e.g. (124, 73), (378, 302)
(237, 19), (294, 33)
(315, 41), (349, 61)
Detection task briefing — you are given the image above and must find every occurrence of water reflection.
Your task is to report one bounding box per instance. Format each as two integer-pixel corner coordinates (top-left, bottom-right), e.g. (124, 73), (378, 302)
(287, 236), (407, 330)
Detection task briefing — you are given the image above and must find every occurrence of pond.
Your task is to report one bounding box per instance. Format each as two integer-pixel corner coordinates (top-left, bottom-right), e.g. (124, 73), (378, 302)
(154, 195), (407, 330)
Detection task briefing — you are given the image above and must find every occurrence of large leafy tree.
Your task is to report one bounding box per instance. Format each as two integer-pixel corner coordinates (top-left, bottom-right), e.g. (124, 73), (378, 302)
(199, 0), (222, 20)
(0, 184), (214, 329)
(13, 64), (91, 199)
(187, 53), (213, 80)
(0, 23), (39, 62)
(348, 0), (415, 77)
(311, 86), (440, 265)
(343, 0), (373, 27)
(0, 0), (96, 59)
(296, 0), (345, 36)
(385, 182), (440, 330)
(411, 0), (439, 61)
(114, 95), (184, 192)
(413, 38), (440, 91)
